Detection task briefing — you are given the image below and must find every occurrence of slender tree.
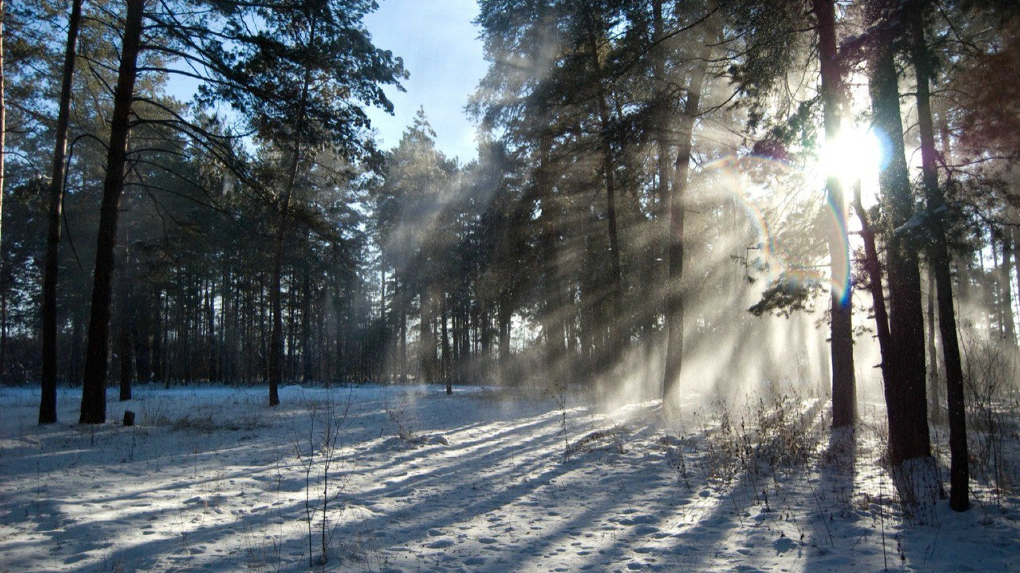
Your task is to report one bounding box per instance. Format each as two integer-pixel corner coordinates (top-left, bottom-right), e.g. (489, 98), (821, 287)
(39, 0), (85, 425)
(812, 0), (856, 427)
(907, 0), (967, 510)
(663, 9), (715, 408)
(80, 0), (146, 424)
(0, 0), (5, 251)
(865, 0), (931, 465)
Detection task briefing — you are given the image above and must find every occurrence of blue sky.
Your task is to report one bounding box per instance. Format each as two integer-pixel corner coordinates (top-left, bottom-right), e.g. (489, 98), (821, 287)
(364, 0), (488, 163)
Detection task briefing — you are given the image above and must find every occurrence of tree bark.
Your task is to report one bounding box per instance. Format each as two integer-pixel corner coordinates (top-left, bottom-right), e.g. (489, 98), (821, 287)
(926, 268), (944, 423)
(442, 293), (451, 394)
(813, 0), (857, 427)
(117, 236), (134, 401)
(865, 0), (931, 465)
(908, 0), (966, 509)
(80, 0), (145, 424)
(269, 20), (314, 406)
(301, 254), (312, 382)
(663, 41), (710, 408)
(420, 280), (437, 384)
(1000, 234), (1015, 345)
(0, 0), (5, 252)
(40, 0), (85, 424)
(587, 28), (624, 334)
(536, 131), (567, 383)
(153, 288), (164, 385)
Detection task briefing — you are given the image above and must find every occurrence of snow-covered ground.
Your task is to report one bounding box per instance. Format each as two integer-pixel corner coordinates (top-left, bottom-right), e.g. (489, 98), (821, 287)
(1, 384), (1017, 572)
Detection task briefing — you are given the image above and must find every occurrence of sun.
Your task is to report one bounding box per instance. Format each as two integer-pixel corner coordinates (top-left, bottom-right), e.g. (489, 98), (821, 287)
(817, 125), (885, 208)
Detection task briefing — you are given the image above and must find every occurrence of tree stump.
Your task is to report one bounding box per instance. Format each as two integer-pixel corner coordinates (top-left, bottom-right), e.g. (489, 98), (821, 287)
(123, 410), (135, 427)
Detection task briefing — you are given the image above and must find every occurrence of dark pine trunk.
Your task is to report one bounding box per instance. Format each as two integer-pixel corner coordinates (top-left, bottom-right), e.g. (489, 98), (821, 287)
(908, 0), (967, 509)
(442, 294), (451, 394)
(1000, 235), (1016, 345)
(269, 16), (315, 405)
(117, 239), (134, 401)
(80, 0), (145, 424)
(0, 0), (5, 251)
(866, 0), (931, 465)
(153, 289), (164, 386)
(813, 0), (857, 427)
(40, 0), (84, 424)
(926, 269), (944, 423)
(663, 41), (710, 408)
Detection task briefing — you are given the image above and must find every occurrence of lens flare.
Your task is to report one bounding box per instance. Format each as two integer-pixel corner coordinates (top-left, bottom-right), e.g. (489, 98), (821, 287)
(702, 154), (853, 305)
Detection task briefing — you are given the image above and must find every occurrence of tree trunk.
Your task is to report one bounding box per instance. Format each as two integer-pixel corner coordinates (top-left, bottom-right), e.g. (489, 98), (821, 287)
(813, 0), (857, 427)
(400, 302), (407, 382)
(0, 0), (5, 252)
(587, 29), (624, 336)
(420, 281), (437, 384)
(663, 41), (710, 408)
(0, 283), (6, 382)
(40, 0), (84, 424)
(536, 132), (567, 383)
(442, 293), (451, 394)
(80, 0), (145, 424)
(269, 105), (306, 402)
(301, 255), (312, 382)
(153, 289), (164, 385)
(926, 268), (944, 423)
(866, 0), (931, 465)
(852, 185), (895, 402)
(908, 0), (966, 508)
(1000, 234), (1015, 345)
(117, 237), (134, 401)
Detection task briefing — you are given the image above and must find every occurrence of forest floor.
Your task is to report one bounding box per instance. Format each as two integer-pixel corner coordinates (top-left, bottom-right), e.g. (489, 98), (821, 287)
(0, 383), (1018, 573)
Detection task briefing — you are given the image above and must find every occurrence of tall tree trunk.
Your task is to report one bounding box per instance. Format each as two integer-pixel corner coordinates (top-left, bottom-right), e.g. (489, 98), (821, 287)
(1000, 234), (1015, 345)
(536, 132), (567, 383)
(442, 293), (451, 394)
(663, 41), (710, 408)
(301, 255), (312, 382)
(0, 0), (5, 252)
(813, 0), (857, 427)
(1013, 225), (1020, 331)
(865, 0), (931, 465)
(587, 28), (624, 337)
(80, 0), (145, 424)
(498, 303), (511, 371)
(207, 276), (216, 380)
(269, 28), (314, 406)
(652, 0), (669, 220)
(908, 0), (966, 508)
(852, 185), (894, 402)
(990, 230), (1002, 337)
(152, 288), (163, 385)
(40, 0), (85, 424)
(420, 281), (437, 384)
(926, 268), (944, 423)
(400, 301), (407, 382)
(0, 282), (6, 382)
(117, 236), (133, 401)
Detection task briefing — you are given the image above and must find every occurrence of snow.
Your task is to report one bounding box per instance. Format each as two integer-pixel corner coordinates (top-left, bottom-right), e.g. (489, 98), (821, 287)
(1, 384), (1018, 572)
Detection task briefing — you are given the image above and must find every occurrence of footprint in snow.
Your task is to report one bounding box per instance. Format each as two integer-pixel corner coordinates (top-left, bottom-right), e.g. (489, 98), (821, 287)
(617, 514), (656, 525)
(624, 523), (660, 535)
